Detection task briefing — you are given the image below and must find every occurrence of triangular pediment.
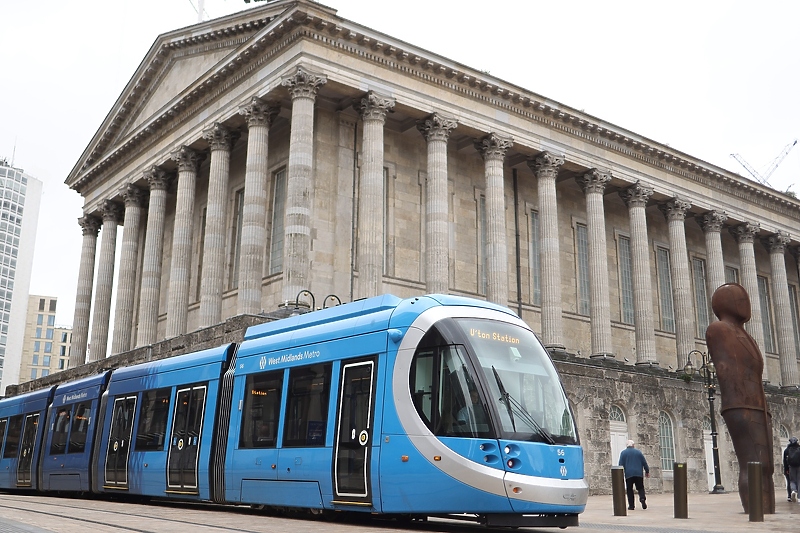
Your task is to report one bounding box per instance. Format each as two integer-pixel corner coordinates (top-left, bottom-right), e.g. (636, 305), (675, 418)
(67, 0), (324, 189)
(127, 47), (238, 134)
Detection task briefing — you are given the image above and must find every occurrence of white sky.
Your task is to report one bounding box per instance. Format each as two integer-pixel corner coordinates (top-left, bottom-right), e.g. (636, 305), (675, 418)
(1, 0), (798, 329)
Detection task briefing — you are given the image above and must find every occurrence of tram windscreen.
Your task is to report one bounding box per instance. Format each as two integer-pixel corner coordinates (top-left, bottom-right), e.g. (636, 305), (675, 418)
(456, 319), (578, 444)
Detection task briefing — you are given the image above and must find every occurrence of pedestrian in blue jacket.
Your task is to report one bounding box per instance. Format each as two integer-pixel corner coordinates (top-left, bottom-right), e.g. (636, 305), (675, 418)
(619, 440), (650, 510)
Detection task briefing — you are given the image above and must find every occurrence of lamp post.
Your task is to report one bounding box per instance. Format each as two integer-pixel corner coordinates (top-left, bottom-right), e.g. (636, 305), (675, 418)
(683, 349), (725, 494)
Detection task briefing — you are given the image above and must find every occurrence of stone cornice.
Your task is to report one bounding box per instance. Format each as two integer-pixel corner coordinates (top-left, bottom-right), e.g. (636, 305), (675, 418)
(67, 0), (800, 225)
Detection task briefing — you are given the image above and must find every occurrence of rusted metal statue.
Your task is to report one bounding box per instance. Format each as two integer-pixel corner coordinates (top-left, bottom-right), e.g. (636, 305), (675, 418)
(706, 283), (775, 514)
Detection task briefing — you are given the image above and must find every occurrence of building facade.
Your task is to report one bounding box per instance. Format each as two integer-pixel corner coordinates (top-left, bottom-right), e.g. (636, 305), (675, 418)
(0, 160), (42, 392)
(63, 1), (800, 492)
(18, 295), (72, 385)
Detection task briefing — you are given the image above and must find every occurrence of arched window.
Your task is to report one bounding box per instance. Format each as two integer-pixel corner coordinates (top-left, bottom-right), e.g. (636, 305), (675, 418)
(780, 425), (789, 440)
(609, 404), (626, 422)
(658, 411), (676, 472)
(703, 416), (712, 432)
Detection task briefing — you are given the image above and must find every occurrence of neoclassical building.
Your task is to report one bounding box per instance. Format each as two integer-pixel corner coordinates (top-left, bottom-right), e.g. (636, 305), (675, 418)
(64, 1), (800, 492)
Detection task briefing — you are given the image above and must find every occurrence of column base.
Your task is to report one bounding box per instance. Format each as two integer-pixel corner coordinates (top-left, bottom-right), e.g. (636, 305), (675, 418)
(780, 384), (800, 391)
(635, 361), (660, 367)
(589, 352), (615, 360)
(711, 485), (725, 494)
(545, 344), (567, 355)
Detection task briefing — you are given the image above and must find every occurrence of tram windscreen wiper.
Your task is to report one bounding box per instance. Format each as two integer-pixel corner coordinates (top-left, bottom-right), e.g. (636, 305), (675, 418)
(491, 366), (555, 445)
(492, 366), (516, 432)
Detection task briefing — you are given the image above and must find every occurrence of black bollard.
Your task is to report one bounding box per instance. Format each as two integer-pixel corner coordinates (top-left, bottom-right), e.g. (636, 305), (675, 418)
(748, 462), (763, 522)
(673, 462), (688, 518)
(611, 466), (627, 516)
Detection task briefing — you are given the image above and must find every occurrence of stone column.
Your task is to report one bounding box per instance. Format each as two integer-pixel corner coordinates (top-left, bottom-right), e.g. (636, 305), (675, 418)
(354, 91), (396, 299)
(280, 67), (327, 303)
(698, 210), (728, 308)
(619, 182), (656, 364)
(765, 231), (799, 387)
(69, 215), (101, 369)
(237, 97), (279, 315)
(575, 169), (613, 358)
(659, 197), (695, 367)
(89, 200), (122, 362)
(165, 147), (202, 338)
(199, 123), (239, 328)
(417, 113), (457, 294)
(729, 222), (766, 354)
(137, 167), (171, 347)
(529, 152), (565, 350)
(111, 185), (145, 355)
(475, 133), (513, 306)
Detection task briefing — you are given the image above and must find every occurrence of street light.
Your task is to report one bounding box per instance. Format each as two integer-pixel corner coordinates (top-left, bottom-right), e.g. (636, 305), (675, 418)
(683, 349), (725, 494)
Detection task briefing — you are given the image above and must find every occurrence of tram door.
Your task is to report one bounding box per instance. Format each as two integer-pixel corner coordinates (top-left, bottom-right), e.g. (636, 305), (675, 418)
(167, 385), (206, 493)
(16, 414), (39, 486)
(105, 396), (137, 488)
(333, 359), (376, 504)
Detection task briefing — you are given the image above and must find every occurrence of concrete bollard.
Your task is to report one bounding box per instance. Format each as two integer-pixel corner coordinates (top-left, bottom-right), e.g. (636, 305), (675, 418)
(748, 462), (763, 522)
(611, 466), (627, 516)
(673, 462), (688, 518)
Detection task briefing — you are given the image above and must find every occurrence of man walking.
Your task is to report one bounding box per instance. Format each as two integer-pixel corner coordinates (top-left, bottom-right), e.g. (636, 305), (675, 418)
(619, 440), (650, 510)
(784, 436), (800, 502)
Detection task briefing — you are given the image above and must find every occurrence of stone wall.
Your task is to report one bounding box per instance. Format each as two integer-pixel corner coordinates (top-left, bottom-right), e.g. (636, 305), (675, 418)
(554, 351), (800, 495)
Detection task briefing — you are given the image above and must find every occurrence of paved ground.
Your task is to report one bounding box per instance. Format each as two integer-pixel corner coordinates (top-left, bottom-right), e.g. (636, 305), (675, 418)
(0, 490), (797, 532)
(579, 489), (798, 532)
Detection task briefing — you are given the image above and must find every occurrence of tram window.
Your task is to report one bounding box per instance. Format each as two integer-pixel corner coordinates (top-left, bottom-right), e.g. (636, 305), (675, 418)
(136, 388), (171, 451)
(283, 363), (331, 447)
(0, 418), (6, 456)
(69, 402), (92, 453)
(240, 370), (283, 449)
(50, 407), (71, 454)
(409, 326), (491, 438)
(3, 415), (23, 458)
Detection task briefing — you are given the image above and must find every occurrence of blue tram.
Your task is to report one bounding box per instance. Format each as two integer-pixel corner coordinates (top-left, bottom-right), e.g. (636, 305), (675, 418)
(0, 295), (587, 528)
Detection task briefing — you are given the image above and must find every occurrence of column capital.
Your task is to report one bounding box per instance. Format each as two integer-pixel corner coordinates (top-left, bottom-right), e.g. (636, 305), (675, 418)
(203, 122), (240, 152)
(764, 230), (791, 254)
(474, 133), (513, 161)
(416, 113), (458, 142)
(576, 168), (611, 194)
(170, 146), (203, 173)
(619, 181), (653, 208)
(100, 200), (123, 224)
(78, 214), (101, 236)
(281, 66), (327, 99)
(121, 184), (145, 208)
(144, 166), (172, 190)
(659, 197), (692, 222)
(354, 91), (396, 122)
(239, 96), (280, 128)
(729, 221), (761, 244)
(697, 210), (728, 233)
(527, 151), (564, 179)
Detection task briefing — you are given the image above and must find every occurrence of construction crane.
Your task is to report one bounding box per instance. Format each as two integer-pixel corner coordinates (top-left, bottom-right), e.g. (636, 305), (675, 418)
(731, 139), (797, 187)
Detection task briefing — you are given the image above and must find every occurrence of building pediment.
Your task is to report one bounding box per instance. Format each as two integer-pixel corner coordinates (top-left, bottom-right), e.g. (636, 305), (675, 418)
(65, 0), (321, 191)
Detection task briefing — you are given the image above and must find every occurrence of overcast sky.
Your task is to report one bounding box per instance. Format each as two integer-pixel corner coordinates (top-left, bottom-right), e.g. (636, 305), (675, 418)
(1, 0), (798, 329)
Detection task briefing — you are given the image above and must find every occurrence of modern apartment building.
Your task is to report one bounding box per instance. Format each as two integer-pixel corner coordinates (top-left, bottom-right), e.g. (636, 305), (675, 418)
(0, 159), (42, 393)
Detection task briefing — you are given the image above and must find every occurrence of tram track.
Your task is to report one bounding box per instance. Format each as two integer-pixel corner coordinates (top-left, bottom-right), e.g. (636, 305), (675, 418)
(0, 495), (284, 533)
(0, 494), (555, 533)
